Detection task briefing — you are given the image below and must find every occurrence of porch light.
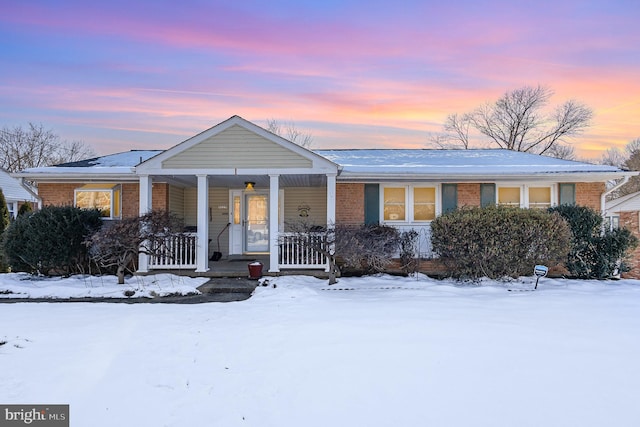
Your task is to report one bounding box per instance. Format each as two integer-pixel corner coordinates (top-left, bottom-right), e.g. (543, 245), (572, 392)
(244, 181), (255, 191)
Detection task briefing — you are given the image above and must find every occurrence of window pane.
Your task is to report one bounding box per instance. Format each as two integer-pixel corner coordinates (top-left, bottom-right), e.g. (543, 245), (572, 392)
(414, 187), (436, 221)
(498, 187), (520, 207)
(529, 187), (551, 209)
(384, 187), (405, 221)
(76, 191), (112, 217)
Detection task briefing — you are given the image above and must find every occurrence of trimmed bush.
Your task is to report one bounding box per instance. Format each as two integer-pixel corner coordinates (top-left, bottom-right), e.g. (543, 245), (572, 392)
(549, 205), (638, 278)
(2, 205), (103, 275)
(431, 206), (571, 279)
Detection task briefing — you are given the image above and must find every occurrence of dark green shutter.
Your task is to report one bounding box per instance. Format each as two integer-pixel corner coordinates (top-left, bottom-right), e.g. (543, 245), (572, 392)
(364, 184), (380, 225)
(480, 184), (496, 207)
(559, 183), (576, 205)
(442, 184), (458, 214)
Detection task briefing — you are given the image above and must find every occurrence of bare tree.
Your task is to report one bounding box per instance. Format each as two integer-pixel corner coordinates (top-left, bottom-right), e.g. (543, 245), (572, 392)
(428, 113), (472, 149)
(432, 85), (593, 157)
(266, 119), (314, 149)
(601, 147), (626, 167)
(85, 210), (184, 284)
(0, 123), (95, 172)
(601, 138), (640, 198)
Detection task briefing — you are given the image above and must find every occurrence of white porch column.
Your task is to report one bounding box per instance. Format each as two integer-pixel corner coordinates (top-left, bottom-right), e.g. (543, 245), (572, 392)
(326, 173), (337, 272)
(195, 174), (210, 273)
(138, 174), (152, 273)
(269, 174), (280, 273)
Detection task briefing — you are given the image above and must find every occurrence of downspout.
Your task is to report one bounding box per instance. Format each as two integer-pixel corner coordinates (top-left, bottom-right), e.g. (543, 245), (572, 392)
(601, 174), (631, 218)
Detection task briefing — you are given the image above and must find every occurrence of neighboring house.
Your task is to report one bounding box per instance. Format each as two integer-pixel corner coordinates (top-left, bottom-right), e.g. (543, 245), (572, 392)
(605, 191), (640, 278)
(16, 115), (635, 275)
(0, 168), (40, 218)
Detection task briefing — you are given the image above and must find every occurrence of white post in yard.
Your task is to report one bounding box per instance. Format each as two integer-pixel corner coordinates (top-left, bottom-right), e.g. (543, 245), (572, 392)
(269, 174), (280, 273)
(326, 173), (337, 272)
(138, 174), (152, 273)
(195, 174), (210, 273)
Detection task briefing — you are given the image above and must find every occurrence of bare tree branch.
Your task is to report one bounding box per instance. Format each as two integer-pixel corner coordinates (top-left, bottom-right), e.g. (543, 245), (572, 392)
(433, 85), (593, 158)
(0, 123), (96, 172)
(266, 118), (314, 149)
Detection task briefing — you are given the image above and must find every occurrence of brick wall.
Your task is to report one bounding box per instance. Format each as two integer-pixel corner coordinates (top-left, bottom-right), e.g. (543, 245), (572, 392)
(122, 183), (139, 218)
(36, 182), (169, 219)
(38, 183), (78, 207)
(336, 183), (364, 225)
(458, 183), (481, 207)
(620, 211), (640, 279)
(575, 182), (605, 211)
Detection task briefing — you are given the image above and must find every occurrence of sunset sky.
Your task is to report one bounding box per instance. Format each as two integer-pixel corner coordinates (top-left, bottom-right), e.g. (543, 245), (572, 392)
(1, 0), (639, 160)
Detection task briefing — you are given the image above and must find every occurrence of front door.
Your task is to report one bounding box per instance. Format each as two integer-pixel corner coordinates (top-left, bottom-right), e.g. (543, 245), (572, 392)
(245, 193), (269, 252)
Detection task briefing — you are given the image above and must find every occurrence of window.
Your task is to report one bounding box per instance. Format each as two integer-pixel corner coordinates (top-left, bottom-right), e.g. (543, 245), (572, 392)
(7, 202), (15, 219)
(413, 187), (436, 221)
(498, 187), (521, 207)
(383, 187), (406, 221)
(605, 216), (620, 231)
(529, 187), (551, 209)
(75, 184), (122, 219)
(382, 185), (438, 222)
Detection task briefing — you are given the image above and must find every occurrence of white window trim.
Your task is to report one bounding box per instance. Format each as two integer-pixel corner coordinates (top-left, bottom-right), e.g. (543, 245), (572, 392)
(496, 183), (557, 209)
(7, 201), (16, 219)
(74, 184), (122, 219)
(380, 184), (440, 224)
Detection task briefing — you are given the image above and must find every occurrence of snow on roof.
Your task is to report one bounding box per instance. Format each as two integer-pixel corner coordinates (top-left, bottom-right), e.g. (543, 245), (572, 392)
(314, 149), (623, 176)
(0, 169), (39, 202)
(18, 148), (625, 180)
(21, 150), (163, 175)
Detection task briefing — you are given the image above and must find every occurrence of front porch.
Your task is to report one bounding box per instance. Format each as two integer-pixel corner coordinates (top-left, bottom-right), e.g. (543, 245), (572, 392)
(146, 254), (330, 278)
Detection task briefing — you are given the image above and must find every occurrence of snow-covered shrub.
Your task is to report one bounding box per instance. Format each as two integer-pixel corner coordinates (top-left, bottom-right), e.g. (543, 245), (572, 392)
(549, 205), (638, 278)
(2, 205), (103, 275)
(430, 206), (571, 279)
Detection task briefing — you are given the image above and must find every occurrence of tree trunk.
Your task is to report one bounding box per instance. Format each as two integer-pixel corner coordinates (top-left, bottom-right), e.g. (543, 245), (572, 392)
(327, 256), (339, 285)
(117, 264), (126, 285)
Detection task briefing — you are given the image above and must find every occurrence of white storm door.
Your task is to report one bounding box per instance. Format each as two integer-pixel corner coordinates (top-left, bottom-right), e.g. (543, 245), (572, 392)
(244, 192), (269, 252)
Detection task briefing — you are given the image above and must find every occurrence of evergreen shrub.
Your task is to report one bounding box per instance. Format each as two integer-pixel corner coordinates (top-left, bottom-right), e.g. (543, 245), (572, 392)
(430, 205), (571, 279)
(2, 205), (103, 275)
(549, 205), (638, 278)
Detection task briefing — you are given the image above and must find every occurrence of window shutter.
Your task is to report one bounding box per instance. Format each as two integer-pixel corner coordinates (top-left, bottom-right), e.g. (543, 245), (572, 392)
(364, 184), (380, 225)
(480, 184), (496, 207)
(559, 183), (576, 205)
(442, 184), (458, 214)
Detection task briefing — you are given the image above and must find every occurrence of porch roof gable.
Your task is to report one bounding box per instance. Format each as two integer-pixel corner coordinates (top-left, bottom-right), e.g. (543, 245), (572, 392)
(136, 115), (338, 175)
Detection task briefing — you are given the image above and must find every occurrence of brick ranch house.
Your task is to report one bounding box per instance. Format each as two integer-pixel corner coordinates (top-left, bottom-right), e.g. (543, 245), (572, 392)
(16, 115), (636, 276)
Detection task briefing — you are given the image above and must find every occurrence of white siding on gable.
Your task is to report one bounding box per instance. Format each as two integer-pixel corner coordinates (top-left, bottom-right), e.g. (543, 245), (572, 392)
(162, 125), (312, 169)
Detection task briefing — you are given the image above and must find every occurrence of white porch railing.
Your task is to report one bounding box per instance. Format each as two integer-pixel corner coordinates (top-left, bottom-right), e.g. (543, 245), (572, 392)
(279, 232), (328, 269)
(148, 233), (198, 269)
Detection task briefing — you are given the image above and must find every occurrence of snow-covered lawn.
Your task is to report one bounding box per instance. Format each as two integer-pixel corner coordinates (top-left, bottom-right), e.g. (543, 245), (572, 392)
(2, 274), (640, 427)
